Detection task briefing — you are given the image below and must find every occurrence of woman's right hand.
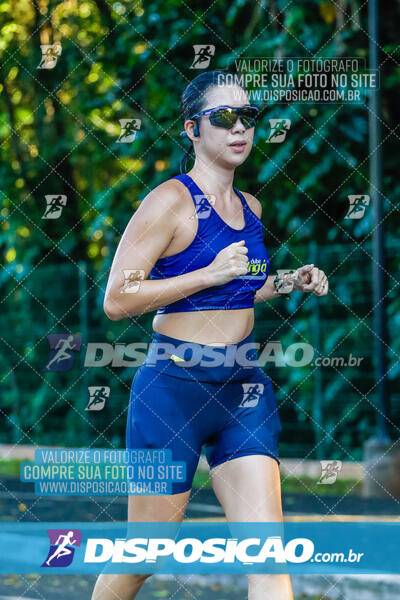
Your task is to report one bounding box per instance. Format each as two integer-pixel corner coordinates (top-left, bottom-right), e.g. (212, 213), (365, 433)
(204, 240), (249, 286)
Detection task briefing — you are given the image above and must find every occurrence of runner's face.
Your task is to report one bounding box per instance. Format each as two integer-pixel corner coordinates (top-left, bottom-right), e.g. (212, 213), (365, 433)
(191, 84), (254, 169)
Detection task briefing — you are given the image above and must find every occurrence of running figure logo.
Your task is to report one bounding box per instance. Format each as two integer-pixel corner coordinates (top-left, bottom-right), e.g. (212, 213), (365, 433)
(266, 119), (291, 143)
(85, 386), (110, 411)
(43, 334), (82, 372)
(274, 269), (298, 294)
(190, 45), (215, 69)
(120, 269), (145, 293)
(317, 460), (342, 485)
(42, 529), (82, 567)
(42, 194), (67, 219)
(117, 118), (142, 143)
(37, 44), (62, 69)
(239, 383), (264, 407)
(344, 195), (370, 219)
(191, 194), (216, 219)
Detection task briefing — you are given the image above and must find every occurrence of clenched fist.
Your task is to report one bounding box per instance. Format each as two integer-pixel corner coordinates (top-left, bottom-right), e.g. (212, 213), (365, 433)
(205, 240), (249, 287)
(293, 264), (329, 296)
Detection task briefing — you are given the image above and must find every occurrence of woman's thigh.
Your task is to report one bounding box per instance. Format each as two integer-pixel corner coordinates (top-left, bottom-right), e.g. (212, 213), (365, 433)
(125, 489), (191, 582)
(203, 368), (282, 471)
(210, 454), (283, 521)
(128, 489), (191, 522)
(126, 366), (206, 494)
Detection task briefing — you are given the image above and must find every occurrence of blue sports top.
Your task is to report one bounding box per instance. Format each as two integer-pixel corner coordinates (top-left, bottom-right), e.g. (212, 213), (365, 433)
(149, 173), (270, 313)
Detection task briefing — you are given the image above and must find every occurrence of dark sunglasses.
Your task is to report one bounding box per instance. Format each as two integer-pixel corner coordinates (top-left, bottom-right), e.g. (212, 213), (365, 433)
(190, 105), (259, 129)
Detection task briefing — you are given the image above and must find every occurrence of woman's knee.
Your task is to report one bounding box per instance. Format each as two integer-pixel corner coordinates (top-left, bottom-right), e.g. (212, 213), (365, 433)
(92, 572), (152, 600)
(120, 572), (153, 590)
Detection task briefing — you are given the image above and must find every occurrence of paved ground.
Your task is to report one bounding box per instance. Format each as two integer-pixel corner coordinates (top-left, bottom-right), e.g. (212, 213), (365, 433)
(0, 476), (399, 600)
(0, 573), (332, 600)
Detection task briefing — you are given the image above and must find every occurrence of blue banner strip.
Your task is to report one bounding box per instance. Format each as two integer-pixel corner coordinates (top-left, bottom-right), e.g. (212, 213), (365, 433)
(0, 522), (399, 574)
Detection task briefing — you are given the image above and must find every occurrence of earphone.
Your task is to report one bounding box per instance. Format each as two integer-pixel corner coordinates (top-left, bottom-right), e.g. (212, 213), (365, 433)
(179, 118), (199, 141)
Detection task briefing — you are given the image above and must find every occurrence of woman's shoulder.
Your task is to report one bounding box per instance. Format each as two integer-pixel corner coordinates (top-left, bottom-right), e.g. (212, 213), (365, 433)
(143, 177), (188, 204)
(151, 175), (185, 196)
(140, 176), (189, 212)
(240, 190), (263, 219)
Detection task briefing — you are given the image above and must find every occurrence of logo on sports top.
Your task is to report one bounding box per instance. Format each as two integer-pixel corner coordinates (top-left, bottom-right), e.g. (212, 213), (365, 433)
(42, 334), (82, 372)
(239, 383), (264, 407)
(266, 119), (291, 143)
(344, 195), (370, 219)
(190, 45), (215, 69)
(41, 529), (82, 567)
(238, 258), (269, 280)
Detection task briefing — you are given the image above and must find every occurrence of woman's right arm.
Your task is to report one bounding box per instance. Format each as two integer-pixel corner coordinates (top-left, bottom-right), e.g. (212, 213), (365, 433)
(103, 180), (209, 319)
(103, 180), (249, 320)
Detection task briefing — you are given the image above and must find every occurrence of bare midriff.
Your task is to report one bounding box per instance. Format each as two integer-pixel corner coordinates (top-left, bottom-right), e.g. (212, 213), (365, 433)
(152, 308), (254, 346)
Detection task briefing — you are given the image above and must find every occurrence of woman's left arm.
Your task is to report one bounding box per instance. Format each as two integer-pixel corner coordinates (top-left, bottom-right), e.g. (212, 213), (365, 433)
(254, 275), (281, 302)
(254, 264), (329, 303)
(241, 192), (329, 302)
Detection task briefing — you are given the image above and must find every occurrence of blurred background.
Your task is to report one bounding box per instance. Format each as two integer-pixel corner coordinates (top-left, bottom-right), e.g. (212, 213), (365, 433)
(1, 1), (400, 599)
(1, 0), (399, 461)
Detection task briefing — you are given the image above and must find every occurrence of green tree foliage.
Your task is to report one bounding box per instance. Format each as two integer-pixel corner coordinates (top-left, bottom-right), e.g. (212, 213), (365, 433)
(1, 0), (399, 457)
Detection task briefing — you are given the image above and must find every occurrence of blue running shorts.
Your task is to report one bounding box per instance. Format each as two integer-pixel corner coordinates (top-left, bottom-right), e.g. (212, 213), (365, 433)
(126, 329), (282, 494)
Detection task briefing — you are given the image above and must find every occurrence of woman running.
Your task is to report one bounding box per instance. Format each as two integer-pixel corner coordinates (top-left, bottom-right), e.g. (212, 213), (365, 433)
(94, 70), (328, 600)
